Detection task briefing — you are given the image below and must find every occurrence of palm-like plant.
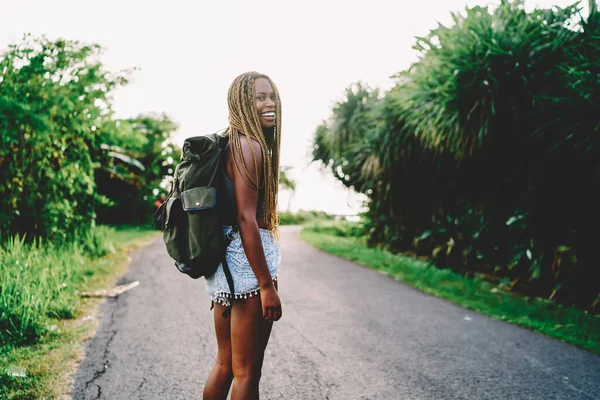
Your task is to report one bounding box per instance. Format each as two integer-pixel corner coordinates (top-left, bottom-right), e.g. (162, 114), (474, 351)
(313, 0), (600, 309)
(312, 82), (381, 192)
(279, 166), (296, 192)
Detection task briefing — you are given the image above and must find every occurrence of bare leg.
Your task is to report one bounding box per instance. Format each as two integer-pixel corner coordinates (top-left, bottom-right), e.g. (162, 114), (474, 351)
(203, 303), (234, 400)
(230, 294), (273, 400)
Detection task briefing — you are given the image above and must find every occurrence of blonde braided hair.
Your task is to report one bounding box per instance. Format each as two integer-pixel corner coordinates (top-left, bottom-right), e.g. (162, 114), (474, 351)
(226, 71), (281, 236)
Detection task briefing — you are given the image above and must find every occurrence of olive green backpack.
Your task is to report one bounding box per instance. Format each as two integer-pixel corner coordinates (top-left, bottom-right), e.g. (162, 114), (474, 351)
(154, 130), (237, 316)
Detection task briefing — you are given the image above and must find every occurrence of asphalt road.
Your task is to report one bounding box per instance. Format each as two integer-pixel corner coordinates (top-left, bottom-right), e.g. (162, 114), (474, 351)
(72, 226), (600, 400)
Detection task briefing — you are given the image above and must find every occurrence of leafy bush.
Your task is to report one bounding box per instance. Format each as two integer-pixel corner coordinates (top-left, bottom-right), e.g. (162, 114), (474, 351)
(0, 35), (130, 241)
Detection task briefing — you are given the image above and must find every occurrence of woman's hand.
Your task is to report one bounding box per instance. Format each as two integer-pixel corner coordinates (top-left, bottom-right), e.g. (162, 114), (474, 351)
(260, 285), (282, 322)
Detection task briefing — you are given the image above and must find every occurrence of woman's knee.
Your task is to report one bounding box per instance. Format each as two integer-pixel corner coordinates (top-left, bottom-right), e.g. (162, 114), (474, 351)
(214, 355), (233, 377)
(233, 365), (262, 383)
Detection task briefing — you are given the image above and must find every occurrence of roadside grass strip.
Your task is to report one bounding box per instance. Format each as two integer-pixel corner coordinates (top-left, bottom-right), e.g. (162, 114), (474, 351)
(0, 226), (159, 399)
(300, 229), (600, 355)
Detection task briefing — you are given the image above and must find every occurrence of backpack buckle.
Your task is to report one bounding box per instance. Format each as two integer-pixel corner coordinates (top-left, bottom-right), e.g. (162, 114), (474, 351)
(226, 229), (239, 240)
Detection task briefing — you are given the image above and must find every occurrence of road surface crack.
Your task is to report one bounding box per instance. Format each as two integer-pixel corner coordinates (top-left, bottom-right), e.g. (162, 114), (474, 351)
(84, 297), (120, 399)
(129, 377), (147, 399)
(291, 323), (326, 358)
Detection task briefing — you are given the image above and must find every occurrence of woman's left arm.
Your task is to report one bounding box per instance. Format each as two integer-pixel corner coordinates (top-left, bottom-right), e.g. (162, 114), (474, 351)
(231, 136), (282, 321)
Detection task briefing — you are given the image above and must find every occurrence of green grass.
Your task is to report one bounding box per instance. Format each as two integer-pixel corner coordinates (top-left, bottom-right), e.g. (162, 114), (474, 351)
(0, 225), (159, 399)
(300, 229), (600, 355)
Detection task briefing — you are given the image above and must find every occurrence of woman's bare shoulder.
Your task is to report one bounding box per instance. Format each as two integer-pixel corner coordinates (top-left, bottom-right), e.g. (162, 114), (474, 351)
(238, 135), (263, 159)
(233, 135), (264, 185)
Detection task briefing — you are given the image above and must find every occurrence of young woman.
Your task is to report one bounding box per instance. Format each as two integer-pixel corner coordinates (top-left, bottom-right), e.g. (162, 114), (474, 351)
(203, 72), (282, 400)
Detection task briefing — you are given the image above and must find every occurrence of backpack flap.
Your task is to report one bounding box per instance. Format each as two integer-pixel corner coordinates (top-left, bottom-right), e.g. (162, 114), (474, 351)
(180, 187), (216, 211)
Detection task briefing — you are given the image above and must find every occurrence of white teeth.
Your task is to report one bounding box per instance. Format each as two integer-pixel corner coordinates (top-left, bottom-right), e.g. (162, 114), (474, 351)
(262, 112), (275, 117)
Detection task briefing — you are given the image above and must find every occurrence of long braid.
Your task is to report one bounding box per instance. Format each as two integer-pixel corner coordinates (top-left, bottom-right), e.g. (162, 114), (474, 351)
(226, 72), (281, 238)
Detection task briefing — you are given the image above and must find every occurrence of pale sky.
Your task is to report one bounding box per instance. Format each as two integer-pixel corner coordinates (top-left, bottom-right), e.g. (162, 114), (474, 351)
(1, 0), (588, 214)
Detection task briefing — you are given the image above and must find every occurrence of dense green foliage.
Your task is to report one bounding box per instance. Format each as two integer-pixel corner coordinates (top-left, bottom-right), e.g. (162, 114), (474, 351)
(313, 1), (600, 310)
(0, 35), (179, 239)
(0, 36), (124, 240)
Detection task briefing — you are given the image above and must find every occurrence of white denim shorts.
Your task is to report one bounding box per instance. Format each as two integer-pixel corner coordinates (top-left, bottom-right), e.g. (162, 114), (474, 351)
(204, 225), (280, 307)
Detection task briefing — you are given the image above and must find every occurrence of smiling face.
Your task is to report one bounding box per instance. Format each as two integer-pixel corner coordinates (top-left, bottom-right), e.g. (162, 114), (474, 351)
(254, 78), (277, 129)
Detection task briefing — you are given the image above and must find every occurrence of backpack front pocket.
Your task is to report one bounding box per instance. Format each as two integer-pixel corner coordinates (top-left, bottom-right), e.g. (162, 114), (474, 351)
(180, 187), (216, 211)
